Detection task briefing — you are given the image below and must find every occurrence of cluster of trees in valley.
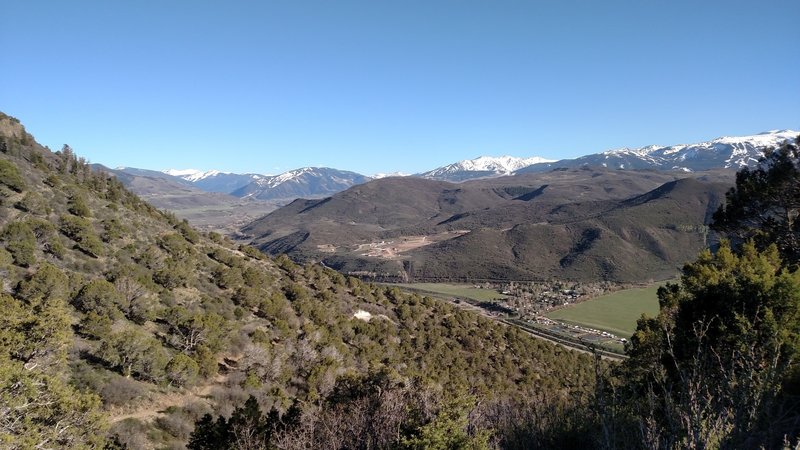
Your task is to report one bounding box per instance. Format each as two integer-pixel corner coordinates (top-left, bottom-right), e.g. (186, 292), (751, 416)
(1, 111), (799, 449)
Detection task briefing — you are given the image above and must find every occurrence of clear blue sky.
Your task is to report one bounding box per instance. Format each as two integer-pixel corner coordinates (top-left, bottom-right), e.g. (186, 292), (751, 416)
(2, 0), (798, 175)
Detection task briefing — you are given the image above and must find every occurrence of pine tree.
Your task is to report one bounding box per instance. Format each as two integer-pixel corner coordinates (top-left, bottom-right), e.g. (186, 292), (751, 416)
(712, 135), (800, 268)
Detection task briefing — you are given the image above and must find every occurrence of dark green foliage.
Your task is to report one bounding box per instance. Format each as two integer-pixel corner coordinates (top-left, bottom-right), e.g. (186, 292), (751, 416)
(193, 345), (218, 379)
(73, 279), (124, 320)
(618, 242), (800, 448)
(0, 114), (610, 449)
(154, 257), (192, 288)
(98, 329), (168, 381)
(165, 307), (228, 354)
(166, 353), (200, 387)
(107, 264), (159, 320)
(0, 264), (106, 449)
(207, 247), (239, 266)
(16, 263), (69, 303)
(60, 214), (104, 257)
(102, 176), (126, 204)
(187, 414), (230, 450)
(1, 270), (72, 368)
(2, 221), (36, 266)
(246, 171), (733, 283)
(68, 192), (91, 217)
(101, 217), (125, 242)
(128, 296), (157, 324)
(595, 140), (800, 449)
(43, 173), (60, 187)
(26, 218), (65, 258)
(188, 396), (299, 450)
(0, 158), (25, 192)
(15, 191), (48, 214)
(239, 244), (266, 260)
(158, 232), (193, 259)
(80, 311), (113, 340)
(233, 286), (261, 308)
(712, 135), (800, 268)
(283, 281), (309, 301)
(242, 265), (272, 288)
(175, 219), (200, 244)
(212, 265), (243, 290)
(249, 328), (269, 344)
(402, 395), (491, 450)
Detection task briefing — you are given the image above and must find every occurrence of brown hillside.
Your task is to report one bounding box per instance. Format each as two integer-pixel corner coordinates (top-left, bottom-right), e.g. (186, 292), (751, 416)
(243, 168), (734, 282)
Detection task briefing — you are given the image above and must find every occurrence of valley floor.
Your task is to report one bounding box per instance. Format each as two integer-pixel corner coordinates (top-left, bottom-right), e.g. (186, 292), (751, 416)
(392, 280), (664, 357)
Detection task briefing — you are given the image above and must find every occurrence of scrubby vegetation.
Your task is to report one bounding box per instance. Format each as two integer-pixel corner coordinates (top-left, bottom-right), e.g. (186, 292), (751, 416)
(0, 113), (599, 448)
(596, 135), (800, 448)
(243, 168), (733, 284)
(1, 111), (797, 449)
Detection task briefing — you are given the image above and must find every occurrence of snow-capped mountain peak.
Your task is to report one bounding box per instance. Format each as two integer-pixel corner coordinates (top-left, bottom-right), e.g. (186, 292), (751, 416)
(709, 129), (797, 147)
(232, 167), (372, 201)
(163, 168), (202, 178)
(514, 129), (799, 175)
(263, 167), (315, 188)
(163, 168), (233, 182)
(161, 169), (267, 193)
(419, 155), (556, 182)
(372, 172), (411, 179)
(457, 155), (555, 173)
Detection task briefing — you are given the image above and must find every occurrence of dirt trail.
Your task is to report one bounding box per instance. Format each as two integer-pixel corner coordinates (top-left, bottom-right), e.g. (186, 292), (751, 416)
(108, 373), (228, 424)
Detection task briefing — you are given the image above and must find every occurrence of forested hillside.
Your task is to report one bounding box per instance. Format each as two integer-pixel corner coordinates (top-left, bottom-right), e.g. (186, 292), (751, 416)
(243, 169), (734, 283)
(0, 113), (598, 448)
(3, 111), (797, 449)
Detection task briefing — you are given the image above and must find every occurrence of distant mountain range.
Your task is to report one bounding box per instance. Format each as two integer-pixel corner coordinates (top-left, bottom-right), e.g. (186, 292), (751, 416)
(518, 130), (798, 174)
(102, 166), (371, 230)
(93, 129), (798, 280)
(418, 155), (556, 182)
(163, 169), (264, 193)
(229, 167), (371, 200)
(155, 129), (796, 196)
(96, 166), (280, 233)
(159, 167), (370, 200)
(233, 130), (797, 283)
(103, 130), (796, 234)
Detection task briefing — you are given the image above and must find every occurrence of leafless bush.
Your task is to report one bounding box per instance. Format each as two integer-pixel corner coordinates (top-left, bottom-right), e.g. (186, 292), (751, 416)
(210, 385), (249, 417)
(109, 418), (150, 450)
(101, 375), (147, 406)
(156, 410), (194, 441)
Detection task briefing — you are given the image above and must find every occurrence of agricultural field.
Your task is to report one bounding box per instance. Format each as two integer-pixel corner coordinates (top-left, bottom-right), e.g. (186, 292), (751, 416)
(545, 282), (667, 338)
(394, 283), (509, 303)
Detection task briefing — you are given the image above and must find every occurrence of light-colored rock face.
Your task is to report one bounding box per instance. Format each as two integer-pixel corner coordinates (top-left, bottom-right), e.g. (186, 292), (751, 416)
(353, 310), (373, 322)
(0, 116), (26, 140)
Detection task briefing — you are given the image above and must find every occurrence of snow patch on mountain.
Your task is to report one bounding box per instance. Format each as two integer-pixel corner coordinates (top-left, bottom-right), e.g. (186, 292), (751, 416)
(164, 168), (203, 178)
(421, 155), (556, 181)
(232, 167), (371, 201)
(597, 130), (798, 170)
(163, 168), (236, 182)
(372, 172), (411, 179)
(258, 167), (316, 188)
(450, 155), (555, 173)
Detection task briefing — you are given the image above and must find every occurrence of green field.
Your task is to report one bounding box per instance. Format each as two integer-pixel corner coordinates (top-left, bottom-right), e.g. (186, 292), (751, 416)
(394, 283), (508, 303)
(546, 283), (667, 338)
